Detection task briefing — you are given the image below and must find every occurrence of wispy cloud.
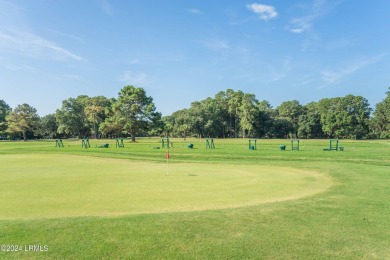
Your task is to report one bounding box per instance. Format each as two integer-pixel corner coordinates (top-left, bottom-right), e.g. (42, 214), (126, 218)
(2, 64), (58, 78)
(0, 30), (85, 61)
(50, 30), (87, 44)
(119, 71), (148, 85)
(247, 3), (278, 21)
(291, 75), (314, 87)
(268, 57), (293, 82)
(289, 15), (316, 33)
(0, 1), (85, 62)
(287, 0), (330, 33)
(97, 0), (113, 16)
(300, 33), (321, 51)
(202, 39), (230, 52)
(325, 38), (357, 51)
(321, 54), (387, 84)
(188, 8), (202, 15)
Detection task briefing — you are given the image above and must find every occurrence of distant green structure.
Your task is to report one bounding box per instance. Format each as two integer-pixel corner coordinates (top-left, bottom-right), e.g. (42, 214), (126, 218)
(291, 139), (300, 151)
(187, 144), (194, 149)
(55, 139), (64, 148)
(82, 139), (90, 149)
(249, 139), (257, 150)
(330, 139), (339, 151)
(161, 138), (171, 148)
(206, 139), (215, 149)
(279, 145), (286, 151)
(324, 139), (338, 151)
(116, 138), (124, 148)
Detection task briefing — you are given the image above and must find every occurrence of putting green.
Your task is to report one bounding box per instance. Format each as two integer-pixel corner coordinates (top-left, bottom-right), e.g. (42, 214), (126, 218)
(0, 154), (332, 220)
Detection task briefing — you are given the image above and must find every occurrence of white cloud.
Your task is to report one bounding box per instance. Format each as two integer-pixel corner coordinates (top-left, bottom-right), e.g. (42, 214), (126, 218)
(0, 30), (85, 61)
(290, 28), (304, 34)
(188, 8), (202, 15)
(321, 54), (387, 84)
(287, 0), (329, 33)
(202, 39), (230, 52)
(119, 71), (148, 85)
(288, 0), (343, 34)
(0, 2), (85, 62)
(247, 3), (278, 21)
(289, 15), (315, 33)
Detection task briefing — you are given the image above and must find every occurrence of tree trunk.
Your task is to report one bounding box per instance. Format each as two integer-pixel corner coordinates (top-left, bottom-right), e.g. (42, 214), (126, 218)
(131, 134), (136, 142)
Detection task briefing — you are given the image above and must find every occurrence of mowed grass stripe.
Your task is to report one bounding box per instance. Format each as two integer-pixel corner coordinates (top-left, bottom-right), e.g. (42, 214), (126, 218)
(0, 154), (331, 220)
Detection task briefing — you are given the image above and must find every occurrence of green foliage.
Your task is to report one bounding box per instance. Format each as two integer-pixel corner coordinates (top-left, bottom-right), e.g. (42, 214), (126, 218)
(56, 96), (113, 138)
(2, 87), (390, 140)
(55, 96), (90, 137)
(298, 102), (323, 138)
(371, 87), (390, 138)
(276, 100), (303, 137)
(238, 93), (259, 138)
(167, 90), (277, 139)
(162, 115), (174, 137)
(165, 91), (378, 140)
(111, 85), (161, 141)
(5, 103), (39, 140)
(36, 114), (58, 138)
(318, 95), (371, 139)
(271, 116), (293, 138)
(84, 96), (112, 138)
(99, 115), (123, 137)
(257, 100), (277, 137)
(0, 100), (11, 134)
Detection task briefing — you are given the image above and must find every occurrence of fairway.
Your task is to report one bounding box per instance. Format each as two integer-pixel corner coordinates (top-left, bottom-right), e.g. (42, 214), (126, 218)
(0, 154), (331, 220)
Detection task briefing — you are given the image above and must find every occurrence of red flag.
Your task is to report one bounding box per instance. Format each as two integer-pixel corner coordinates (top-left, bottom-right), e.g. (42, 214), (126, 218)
(166, 150), (170, 159)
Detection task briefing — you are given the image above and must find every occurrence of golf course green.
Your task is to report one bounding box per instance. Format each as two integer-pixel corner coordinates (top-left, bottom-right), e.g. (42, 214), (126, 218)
(0, 154), (331, 220)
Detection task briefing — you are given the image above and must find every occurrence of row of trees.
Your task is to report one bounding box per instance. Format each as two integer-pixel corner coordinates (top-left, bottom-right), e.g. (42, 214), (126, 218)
(0, 86), (161, 141)
(163, 89), (375, 139)
(1, 86), (390, 140)
(164, 88), (390, 139)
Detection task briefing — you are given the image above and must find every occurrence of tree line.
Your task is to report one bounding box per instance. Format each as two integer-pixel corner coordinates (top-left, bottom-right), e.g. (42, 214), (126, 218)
(1, 86), (390, 141)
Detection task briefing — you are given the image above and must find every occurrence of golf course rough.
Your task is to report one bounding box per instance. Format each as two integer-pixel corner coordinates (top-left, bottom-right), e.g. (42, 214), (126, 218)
(0, 154), (331, 220)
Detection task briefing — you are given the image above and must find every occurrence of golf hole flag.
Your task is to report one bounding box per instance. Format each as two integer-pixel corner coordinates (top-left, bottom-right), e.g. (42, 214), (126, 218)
(166, 150), (170, 159)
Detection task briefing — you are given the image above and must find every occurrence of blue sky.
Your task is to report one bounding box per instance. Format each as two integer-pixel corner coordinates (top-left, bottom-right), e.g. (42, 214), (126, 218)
(0, 0), (389, 116)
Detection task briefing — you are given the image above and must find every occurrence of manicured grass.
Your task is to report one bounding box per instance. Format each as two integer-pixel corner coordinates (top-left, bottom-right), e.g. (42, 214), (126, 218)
(0, 138), (389, 259)
(0, 154), (330, 220)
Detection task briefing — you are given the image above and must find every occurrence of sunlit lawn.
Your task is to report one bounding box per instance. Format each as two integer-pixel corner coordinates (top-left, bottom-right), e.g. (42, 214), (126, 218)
(0, 138), (389, 259)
